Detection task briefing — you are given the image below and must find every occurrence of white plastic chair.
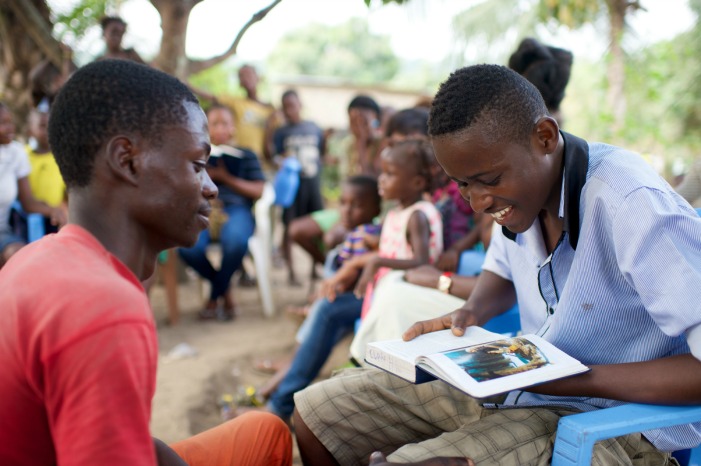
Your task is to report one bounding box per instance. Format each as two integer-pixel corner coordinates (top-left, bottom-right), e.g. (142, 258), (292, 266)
(247, 183), (276, 317)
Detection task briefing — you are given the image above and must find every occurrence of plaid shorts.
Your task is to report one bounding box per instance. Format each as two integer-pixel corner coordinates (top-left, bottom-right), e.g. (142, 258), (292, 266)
(294, 368), (674, 466)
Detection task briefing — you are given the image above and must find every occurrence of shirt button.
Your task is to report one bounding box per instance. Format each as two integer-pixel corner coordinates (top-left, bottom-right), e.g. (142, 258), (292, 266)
(548, 308), (555, 315)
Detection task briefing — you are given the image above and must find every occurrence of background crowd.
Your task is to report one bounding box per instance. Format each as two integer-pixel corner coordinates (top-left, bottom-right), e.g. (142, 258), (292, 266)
(1, 5), (700, 466)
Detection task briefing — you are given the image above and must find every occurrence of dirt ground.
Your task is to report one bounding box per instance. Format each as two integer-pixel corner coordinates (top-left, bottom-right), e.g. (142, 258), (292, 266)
(148, 244), (352, 463)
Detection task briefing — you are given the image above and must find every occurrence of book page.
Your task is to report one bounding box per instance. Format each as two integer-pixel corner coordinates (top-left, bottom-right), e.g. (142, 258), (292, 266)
(420, 334), (589, 398)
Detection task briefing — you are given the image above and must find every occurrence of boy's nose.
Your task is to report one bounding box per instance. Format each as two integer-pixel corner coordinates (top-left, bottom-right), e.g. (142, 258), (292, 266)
(462, 185), (491, 213)
(202, 171), (218, 200)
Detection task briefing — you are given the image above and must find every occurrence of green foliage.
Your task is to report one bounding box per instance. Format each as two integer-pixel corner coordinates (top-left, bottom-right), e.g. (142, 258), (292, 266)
(266, 17), (399, 84)
(563, 30), (701, 178)
(451, 0), (539, 65)
(189, 61), (244, 99)
(51, 0), (116, 40)
(537, 0), (602, 29)
(679, 0), (701, 139)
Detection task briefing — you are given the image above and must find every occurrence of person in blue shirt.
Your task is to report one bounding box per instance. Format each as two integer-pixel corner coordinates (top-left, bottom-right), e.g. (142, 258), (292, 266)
(292, 65), (701, 466)
(179, 104), (265, 320)
(272, 90), (325, 286)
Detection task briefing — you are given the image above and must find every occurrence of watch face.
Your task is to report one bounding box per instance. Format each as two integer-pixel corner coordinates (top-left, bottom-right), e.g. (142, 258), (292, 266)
(438, 274), (452, 293)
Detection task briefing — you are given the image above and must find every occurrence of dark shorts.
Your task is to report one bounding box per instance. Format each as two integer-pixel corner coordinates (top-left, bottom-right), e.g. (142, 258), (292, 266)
(282, 176), (323, 226)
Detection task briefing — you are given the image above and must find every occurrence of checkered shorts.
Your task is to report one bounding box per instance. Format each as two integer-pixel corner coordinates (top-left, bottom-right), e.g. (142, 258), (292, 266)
(295, 368), (674, 466)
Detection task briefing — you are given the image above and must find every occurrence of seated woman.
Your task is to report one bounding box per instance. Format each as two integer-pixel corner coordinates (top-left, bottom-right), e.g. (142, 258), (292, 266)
(178, 104), (264, 320)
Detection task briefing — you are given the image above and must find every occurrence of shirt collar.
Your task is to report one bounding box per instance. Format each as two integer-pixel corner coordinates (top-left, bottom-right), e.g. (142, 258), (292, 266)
(502, 131), (589, 250)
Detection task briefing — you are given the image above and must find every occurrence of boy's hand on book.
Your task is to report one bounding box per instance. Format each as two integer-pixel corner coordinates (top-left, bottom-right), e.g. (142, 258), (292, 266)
(402, 308), (480, 341)
(368, 451), (474, 466)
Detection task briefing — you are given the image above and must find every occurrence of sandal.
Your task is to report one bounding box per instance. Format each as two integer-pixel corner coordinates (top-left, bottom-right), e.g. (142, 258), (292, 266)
(253, 357), (285, 375)
(197, 308), (218, 320)
(216, 307), (235, 322)
(285, 305), (310, 318)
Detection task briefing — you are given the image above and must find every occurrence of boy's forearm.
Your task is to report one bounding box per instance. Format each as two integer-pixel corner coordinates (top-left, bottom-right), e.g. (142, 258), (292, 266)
(528, 354), (701, 404)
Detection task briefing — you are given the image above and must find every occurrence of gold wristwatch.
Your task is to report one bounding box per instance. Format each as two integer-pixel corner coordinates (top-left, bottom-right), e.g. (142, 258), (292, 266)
(437, 272), (454, 294)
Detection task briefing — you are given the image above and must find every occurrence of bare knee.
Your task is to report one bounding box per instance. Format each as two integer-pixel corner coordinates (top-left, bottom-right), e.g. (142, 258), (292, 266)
(293, 408), (339, 466)
(289, 216), (321, 243)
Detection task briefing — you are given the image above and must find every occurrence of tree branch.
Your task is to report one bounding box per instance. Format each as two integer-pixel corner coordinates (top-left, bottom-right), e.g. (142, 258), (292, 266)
(6, 0), (63, 67)
(186, 0), (283, 76)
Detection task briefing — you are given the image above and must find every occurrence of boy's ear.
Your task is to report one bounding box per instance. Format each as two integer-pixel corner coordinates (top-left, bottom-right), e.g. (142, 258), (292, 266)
(534, 116), (560, 155)
(104, 135), (141, 186)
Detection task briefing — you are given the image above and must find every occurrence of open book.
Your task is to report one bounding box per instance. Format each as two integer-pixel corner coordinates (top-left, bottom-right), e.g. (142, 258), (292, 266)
(365, 327), (589, 398)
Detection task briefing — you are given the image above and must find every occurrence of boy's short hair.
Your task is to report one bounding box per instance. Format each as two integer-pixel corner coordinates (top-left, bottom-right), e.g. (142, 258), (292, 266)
(428, 64), (548, 147)
(346, 175), (381, 209)
(348, 95), (380, 119)
(385, 107), (429, 138)
(48, 59), (198, 188)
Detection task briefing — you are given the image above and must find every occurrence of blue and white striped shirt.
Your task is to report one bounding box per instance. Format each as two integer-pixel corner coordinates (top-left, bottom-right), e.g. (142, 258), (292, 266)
(483, 132), (701, 451)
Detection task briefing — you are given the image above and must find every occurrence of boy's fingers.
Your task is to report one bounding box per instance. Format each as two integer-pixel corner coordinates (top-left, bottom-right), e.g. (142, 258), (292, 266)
(402, 315), (453, 341)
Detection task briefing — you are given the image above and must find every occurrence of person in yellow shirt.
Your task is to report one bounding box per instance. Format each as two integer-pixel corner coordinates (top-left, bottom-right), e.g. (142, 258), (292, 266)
(25, 108), (67, 232)
(221, 65), (276, 160)
(190, 65), (278, 170)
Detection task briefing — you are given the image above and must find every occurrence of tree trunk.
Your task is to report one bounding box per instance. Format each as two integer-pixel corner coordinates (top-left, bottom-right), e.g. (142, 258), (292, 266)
(149, 0), (283, 80)
(0, 0), (59, 137)
(605, 0), (628, 134)
(149, 0), (201, 79)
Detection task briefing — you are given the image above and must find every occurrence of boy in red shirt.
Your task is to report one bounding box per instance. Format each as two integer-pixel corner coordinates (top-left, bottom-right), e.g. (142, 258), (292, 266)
(0, 60), (291, 466)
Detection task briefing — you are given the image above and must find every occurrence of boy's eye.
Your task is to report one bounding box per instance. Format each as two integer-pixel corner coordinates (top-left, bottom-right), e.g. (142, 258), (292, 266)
(483, 175), (501, 186)
(193, 161), (206, 172)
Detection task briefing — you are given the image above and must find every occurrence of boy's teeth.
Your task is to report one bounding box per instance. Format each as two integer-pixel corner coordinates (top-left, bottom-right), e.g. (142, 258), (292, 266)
(491, 206), (511, 220)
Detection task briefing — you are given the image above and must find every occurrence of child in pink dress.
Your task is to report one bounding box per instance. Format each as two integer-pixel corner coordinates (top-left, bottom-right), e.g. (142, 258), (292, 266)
(325, 139), (443, 317)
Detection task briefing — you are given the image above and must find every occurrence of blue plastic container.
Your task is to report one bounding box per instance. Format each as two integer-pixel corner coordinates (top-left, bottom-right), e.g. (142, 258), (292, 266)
(273, 157), (301, 207)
